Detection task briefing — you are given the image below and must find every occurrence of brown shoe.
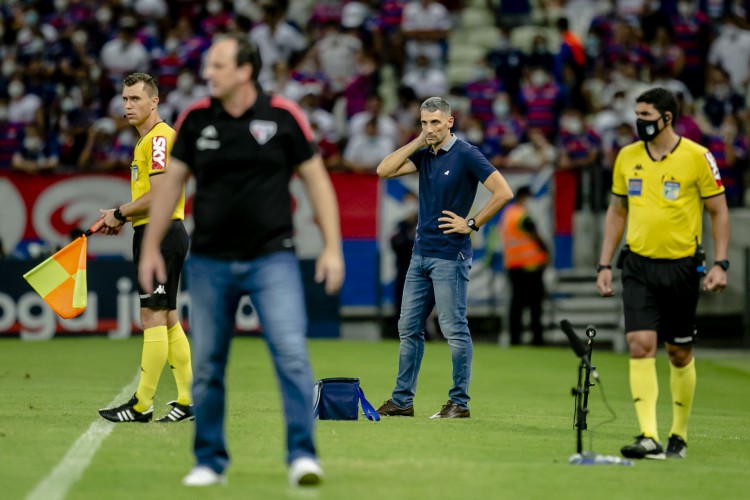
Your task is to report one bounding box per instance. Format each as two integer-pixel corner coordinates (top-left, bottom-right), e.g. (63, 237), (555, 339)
(376, 399), (414, 417)
(429, 400), (470, 419)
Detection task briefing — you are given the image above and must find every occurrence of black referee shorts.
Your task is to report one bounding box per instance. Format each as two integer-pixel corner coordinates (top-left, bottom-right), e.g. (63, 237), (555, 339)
(132, 220), (189, 310)
(621, 251), (700, 346)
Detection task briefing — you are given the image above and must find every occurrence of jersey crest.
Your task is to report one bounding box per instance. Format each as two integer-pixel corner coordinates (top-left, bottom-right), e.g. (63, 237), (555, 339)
(249, 120), (277, 145)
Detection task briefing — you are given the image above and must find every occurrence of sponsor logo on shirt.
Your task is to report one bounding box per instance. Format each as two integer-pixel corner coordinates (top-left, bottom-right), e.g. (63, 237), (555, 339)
(704, 152), (723, 187)
(152, 136), (167, 170)
(197, 126), (220, 150)
(250, 120), (277, 145)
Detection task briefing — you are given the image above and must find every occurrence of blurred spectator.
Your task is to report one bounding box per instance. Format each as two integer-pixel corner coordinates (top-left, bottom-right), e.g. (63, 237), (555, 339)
(268, 60), (306, 102)
(601, 120), (637, 202)
(343, 116), (395, 173)
(249, 0), (308, 89)
(100, 17), (150, 85)
(556, 107), (601, 212)
(393, 84), (421, 142)
(400, 0), (451, 69)
(485, 26), (525, 99)
(312, 121), (343, 171)
(348, 93), (399, 146)
(173, 16), (211, 72)
(525, 35), (556, 72)
(650, 25), (685, 78)
(518, 67), (566, 137)
(401, 53), (448, 99)
(707, 14), (750, 91)
(555, 17), (587, 85)
(0, 98), (24, 169)
(77, 117), (129, 172)
(12, 122), (59, 174)
(201, 0), (233, 35)
(154, 35), (184, 94)
(313, 18), (363, 94)
(702, 114), (747, 206)
(484, 92), (525, 168)
(299, 85), (339, 142)
(7, 77), (43, 128)
(342, 50), (379, 118)
(673, 90), (703, 143)
(164, 69), (209, 123)
(671, 0), (713, 97)
(463, 57), (505, 125)
(390, 191), (418, 315)
(701, 65), (745, 128)
(489, 0), (532, 29)
(506, 127), (557, 170)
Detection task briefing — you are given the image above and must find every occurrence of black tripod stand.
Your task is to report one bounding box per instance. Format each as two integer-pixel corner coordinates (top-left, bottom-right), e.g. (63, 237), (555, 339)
(572, 326), (597, 454)
(560, 320), (632, 466)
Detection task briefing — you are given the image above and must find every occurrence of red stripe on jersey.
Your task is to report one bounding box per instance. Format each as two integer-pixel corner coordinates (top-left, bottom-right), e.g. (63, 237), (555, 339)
(270, 94), (314, 142)
(173, 97), (212, 134)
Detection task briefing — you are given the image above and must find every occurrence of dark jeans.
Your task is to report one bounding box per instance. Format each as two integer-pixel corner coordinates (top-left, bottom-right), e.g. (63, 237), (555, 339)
(507, 268), (545, 346)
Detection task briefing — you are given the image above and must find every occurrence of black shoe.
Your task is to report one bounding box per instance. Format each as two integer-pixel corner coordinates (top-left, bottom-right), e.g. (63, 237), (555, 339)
(620, 434), (665, 459)
(429, 400), (470, 419)
(155, 400), (194, 423)
(375, 399), (414, 417)
(99, 395), (153, 423)
(666, 434), (687, 459)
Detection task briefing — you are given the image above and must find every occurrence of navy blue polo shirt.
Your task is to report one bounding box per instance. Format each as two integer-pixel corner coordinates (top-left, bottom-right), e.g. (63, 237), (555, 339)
(409, 134), (496, 260)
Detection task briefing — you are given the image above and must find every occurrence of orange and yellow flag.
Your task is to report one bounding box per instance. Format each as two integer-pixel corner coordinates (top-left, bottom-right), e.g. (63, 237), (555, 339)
(23, 236), (89, 319)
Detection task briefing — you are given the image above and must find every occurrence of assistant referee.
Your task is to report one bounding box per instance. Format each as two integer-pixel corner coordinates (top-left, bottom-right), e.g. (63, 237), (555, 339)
(596, 88), (730, 460)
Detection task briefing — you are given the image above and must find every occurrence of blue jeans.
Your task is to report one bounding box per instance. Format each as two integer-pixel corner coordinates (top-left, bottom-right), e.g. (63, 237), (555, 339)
(186, 251), (316, 474)
(392, 254), (473, 410)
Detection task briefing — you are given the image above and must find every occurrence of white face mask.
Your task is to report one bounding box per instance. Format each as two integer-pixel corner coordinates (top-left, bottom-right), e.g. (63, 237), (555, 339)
(678, 2), (694, 17)
(466, 129), (483, 144)
(54, 0), (69, 12)
(72, 30), (88, 46)
(61, 97), (75, 113)
(8, 81), (24, 99)
(493, 100), (509, 118)
(530, 71), (547, 87)
(612, 98), (627, 114)
(177, 74), (194, 92)
(90, 65), (102, 81)
(207, 1), (223, 15)
(2, 60), (16, 78)
(0, 106), (8, 121)
(561, 117), (583, 135)
(165, 38), (179, 53)
(24, 136), (43, 151)
(96, 8), (113, 24)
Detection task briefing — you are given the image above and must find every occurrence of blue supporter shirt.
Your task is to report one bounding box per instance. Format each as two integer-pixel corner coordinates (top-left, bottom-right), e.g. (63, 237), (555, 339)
(409, 134), (496, 261)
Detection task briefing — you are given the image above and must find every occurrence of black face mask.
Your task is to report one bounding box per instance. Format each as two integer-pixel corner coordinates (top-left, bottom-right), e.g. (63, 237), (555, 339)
(635, 115), (666, 142)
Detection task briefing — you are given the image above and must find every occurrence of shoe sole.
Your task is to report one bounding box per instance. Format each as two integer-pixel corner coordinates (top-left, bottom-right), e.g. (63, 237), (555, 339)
(296, 473), (322, 486)
(621, 451), (666, 460)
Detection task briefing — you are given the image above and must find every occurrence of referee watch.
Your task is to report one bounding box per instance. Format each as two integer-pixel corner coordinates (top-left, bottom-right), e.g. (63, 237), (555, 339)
(714, 260), (730, 271)
(113, 207), (126, 223)
(467, 218), (480, 232)
(596, 264), (612, 273)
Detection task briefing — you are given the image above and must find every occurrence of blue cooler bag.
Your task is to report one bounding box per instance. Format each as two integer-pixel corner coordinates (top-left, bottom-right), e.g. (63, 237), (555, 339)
(313, 377), (380, 421)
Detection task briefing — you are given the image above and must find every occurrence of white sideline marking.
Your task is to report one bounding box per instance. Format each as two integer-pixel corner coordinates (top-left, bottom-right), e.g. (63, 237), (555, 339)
(26, 374), (140, 500)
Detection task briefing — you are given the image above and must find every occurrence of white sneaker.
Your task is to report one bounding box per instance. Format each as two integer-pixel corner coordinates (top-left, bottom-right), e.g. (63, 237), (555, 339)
(288, 457), (323, 487)
(182, 466), (227, 487)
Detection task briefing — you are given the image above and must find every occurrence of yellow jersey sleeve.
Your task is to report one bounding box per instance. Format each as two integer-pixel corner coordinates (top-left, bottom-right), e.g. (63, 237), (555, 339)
(130, 122), (185, 227)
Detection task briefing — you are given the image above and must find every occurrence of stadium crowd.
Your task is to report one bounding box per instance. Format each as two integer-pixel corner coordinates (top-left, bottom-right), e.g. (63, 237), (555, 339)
(1, 0), (749, 210)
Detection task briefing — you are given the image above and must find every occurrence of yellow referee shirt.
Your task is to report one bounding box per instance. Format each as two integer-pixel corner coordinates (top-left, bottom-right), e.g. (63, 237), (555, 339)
(130, 121), (184, 227)
(612, 137), (725, 259)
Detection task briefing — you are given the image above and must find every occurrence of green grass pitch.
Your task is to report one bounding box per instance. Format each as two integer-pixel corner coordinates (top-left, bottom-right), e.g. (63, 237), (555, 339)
(0, 337), (748, 499)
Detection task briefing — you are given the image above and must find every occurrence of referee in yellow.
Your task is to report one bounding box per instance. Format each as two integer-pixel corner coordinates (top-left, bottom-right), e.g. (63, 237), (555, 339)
(596, 88), (729, 460)
(97, 73), (193, 423)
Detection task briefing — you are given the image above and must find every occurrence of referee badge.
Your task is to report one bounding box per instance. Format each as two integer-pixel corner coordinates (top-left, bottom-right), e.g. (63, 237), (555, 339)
(628, 178), (643, 196)
(663, 181), (680, 200)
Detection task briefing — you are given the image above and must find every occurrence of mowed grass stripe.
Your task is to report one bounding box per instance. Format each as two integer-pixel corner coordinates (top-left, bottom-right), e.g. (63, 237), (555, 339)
(0, 337), (747, 499)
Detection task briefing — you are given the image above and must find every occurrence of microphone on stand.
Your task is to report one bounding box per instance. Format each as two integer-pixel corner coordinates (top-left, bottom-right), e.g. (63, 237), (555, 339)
(560, 320), (598, 379)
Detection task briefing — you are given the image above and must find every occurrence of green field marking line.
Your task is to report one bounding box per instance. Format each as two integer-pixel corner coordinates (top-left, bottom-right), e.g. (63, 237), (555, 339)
(25, 373), (140, 500)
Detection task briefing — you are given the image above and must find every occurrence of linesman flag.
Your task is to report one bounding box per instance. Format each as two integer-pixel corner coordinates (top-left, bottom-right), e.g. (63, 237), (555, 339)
(23, 220), (104, 319)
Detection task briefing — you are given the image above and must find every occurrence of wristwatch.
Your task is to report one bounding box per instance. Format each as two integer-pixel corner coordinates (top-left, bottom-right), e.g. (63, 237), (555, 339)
(596, 264), (612, 273)
(467, 218), (479, 232)
(113, 208), (126, 223)
(714, 260), (730, 271)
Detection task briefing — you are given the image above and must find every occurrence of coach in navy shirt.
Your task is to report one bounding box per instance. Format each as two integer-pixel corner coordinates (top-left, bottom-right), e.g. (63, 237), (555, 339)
(375, 97), (513, 419)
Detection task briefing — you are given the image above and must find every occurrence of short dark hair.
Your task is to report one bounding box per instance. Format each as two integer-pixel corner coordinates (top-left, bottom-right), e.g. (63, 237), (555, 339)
(515, 185), (532, 199)
(215, 33), (262, 82)
(123, 72), (158, 97)
(636, 87), (679, 121)
(420, 96), (451, 116)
